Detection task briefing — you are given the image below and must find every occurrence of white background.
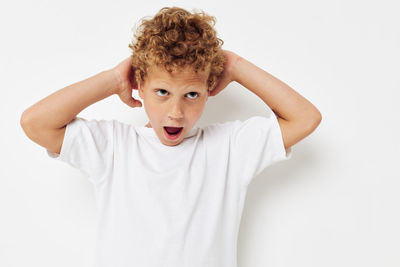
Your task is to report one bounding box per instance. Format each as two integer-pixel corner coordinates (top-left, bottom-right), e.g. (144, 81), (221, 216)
(2, 0), (399, 266)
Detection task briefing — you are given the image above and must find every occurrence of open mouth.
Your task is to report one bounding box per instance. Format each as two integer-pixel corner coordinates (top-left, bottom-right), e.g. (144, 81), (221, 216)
(163, 126), (184, 140)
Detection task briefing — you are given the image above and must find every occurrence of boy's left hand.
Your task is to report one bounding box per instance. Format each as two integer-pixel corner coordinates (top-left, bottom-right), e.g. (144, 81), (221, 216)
(209, 50), (241, 97)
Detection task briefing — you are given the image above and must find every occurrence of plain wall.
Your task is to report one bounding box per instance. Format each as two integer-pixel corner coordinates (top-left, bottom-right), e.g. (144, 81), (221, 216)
(2, 0), (399, 266)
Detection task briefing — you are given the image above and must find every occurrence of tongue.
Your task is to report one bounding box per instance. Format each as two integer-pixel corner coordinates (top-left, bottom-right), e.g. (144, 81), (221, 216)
(165, 127), (182, 134)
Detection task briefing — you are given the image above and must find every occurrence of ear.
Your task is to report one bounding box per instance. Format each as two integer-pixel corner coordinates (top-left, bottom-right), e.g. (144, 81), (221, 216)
(135, 72), (143, 99)
(138, 80), (144, 99)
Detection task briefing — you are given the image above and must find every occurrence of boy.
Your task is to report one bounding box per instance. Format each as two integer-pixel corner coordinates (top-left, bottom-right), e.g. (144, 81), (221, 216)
(20, 6), (321, 267)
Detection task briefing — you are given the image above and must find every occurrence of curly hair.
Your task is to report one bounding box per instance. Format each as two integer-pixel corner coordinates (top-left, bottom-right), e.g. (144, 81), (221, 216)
(128, 6), (226, 91)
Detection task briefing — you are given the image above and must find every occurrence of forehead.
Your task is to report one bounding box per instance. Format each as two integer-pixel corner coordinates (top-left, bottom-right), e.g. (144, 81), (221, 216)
(146, 64), (209, 87)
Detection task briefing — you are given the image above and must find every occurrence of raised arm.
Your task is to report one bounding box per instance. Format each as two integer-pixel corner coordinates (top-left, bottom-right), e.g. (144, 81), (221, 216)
(20, 56), (142, 154)
(232, 53), (322, 149)
(21, 70), (118, 130)
(20, 70), (119, 154)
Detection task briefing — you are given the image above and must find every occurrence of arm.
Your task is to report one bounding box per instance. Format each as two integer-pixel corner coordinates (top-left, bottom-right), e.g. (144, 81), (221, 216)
(20, 56), (143, 155)
(21, 56), (140, 129)
(21, 70), (118, 130)
(20, 56), (141, 154)
(231, 56), (322, 149)
(20, 69), (119, 154)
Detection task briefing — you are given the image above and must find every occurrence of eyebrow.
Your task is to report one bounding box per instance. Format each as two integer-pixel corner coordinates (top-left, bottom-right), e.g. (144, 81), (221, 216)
(153, 82), (205, 92)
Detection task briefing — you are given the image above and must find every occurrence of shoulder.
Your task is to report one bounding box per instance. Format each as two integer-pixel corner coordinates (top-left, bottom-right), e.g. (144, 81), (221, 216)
(199, 116), (269, 142)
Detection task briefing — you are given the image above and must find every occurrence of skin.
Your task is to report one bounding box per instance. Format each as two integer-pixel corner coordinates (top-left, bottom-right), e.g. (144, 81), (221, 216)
(20, 49), (320, 154)
(110, 50), (241, 147)
(112, 49), (321, 150)
(137, 64), (211, 146)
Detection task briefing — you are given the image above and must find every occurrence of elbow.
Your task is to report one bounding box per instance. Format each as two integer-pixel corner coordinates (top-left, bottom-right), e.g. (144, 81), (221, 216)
(20, 112), (29, 128)
(296, 108), (321, 132)
(308, 110), (322, 131)
(20, 110), (33, 128)
(313, 110), (322, 124)
(20, 110), (37, 134)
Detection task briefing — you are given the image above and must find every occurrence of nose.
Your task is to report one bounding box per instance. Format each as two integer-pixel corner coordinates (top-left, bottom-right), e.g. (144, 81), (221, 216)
(167, 101), (184, 120)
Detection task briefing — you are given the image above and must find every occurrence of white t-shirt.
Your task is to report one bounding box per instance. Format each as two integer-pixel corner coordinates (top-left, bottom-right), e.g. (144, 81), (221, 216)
(47, 114), (292, 267)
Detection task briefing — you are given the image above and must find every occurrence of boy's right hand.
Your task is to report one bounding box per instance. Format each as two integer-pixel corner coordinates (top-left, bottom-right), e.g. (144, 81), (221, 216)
(111, 57), (143, 108)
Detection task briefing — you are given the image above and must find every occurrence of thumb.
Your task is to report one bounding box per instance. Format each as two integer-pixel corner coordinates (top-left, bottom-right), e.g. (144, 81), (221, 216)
(128, 98), (142, 108)
(118, 94), (142, 108)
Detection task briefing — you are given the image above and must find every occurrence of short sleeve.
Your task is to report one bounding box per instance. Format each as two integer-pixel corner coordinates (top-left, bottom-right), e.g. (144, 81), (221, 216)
(46, 116), (115, 186)
(229, 114), (293, 188)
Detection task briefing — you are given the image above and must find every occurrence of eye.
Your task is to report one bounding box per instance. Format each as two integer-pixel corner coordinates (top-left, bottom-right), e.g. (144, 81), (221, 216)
(186, 92), (199, 99)
(156, 89), (168, 96)
(155, 89), (199, 99)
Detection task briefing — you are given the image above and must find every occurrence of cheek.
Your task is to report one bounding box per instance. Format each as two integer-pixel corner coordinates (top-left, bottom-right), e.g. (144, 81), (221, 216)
(188, 101), (206, 118)
(146, 101), (161, 115)
(143, 100), (162, 121)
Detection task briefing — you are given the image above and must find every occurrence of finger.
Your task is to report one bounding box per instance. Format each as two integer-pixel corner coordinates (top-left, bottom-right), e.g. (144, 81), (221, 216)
(129, 98), (142, 108)
(210, 79), (225, 96)
(135, 100), (143, 107)
(121, 95), (142, 108)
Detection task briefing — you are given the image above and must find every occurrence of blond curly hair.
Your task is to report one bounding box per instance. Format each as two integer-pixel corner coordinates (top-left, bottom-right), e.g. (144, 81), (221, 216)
(128, 6), (225, 91)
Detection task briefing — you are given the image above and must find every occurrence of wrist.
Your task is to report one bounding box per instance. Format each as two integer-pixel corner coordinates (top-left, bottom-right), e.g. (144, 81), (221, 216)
(108, 69), (123, 95)
(230, 54), (243, 83)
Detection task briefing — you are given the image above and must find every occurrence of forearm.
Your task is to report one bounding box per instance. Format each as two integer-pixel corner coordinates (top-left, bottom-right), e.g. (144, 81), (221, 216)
(232, 56), (321, 123)
(21, 70), (118, 130)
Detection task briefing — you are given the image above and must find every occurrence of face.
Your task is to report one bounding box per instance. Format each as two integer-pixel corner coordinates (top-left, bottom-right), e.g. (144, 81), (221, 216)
(138, 64), (210, 146)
